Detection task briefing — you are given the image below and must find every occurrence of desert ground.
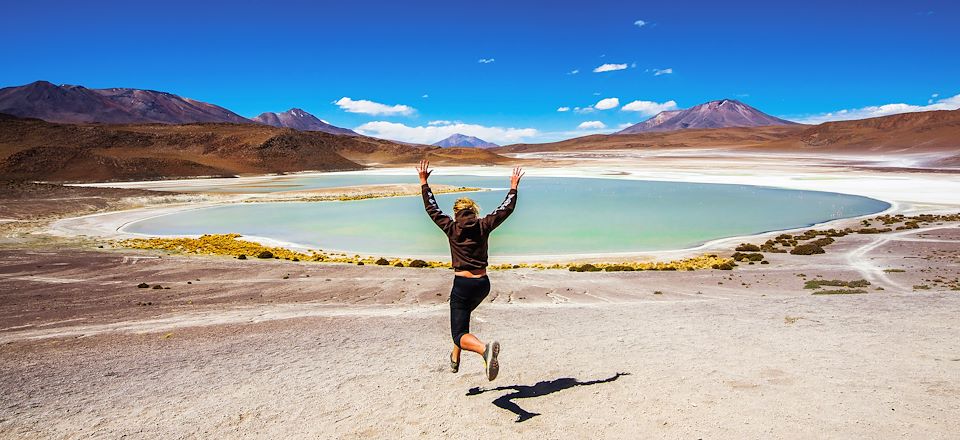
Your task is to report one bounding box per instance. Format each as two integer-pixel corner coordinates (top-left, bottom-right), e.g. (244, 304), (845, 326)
(2, 150), (959, 438)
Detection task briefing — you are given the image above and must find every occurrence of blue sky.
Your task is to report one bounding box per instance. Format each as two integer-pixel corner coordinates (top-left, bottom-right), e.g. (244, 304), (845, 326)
(2, 0), (958, 143)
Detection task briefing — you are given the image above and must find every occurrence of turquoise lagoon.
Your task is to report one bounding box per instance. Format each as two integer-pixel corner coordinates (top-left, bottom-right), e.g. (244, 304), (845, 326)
(124, 174), (890, 257)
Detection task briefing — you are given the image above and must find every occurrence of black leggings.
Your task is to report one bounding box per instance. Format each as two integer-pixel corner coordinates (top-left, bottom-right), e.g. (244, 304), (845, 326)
(449, 275), (491, 348)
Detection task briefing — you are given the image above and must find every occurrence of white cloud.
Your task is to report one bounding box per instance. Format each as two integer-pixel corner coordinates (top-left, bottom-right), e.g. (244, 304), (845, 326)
(634, 19), (647, 27)
(792, 93), (960, 124)
(593, 63), (628, 73)
(617, 122), (635, 129)
(621, 99), (679, 116)
(557, 106), (570, 112)
(653, 68), (673, 76)
(574, 106), (595, 114)
(428, 120), (452, 125)
(335, 97), (415, 116)
(577, 121), (607, 130)
(355, 120), (538, 145)
(567, 69), (580, 75)
(478, 58), (495, 64)
(421, 94), (429, 98)
(594, 97), (620, 110)
(932, 93), (940, 98)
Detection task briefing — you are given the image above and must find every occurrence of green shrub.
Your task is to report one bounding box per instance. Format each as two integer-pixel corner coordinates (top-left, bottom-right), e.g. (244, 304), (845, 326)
(804, 279), (871, 289)
(809, 237), (835, 247)
(812, 289), (867, 295)
(732, 252), (764, 262)
(790, 243), (825, 255)
(604, 265), (635, 272)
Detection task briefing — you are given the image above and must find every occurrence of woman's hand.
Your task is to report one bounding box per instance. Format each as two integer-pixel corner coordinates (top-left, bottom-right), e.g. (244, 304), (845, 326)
(417, 159), (433, 185)
(510, 166), (524, 190)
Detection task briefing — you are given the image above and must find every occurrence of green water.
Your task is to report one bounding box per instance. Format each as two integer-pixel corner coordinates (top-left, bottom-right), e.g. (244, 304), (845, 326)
(124, 175), (889, 256)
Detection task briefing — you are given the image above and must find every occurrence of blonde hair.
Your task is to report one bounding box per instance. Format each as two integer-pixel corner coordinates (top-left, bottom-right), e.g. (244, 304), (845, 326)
(453, 197), (480, 215)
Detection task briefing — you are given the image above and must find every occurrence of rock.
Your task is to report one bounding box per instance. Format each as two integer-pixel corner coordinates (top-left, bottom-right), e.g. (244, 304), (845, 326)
(409, 259), (429, 268)
(257, 250), (273, 259)
(394, 262), (404, 267)
(152, 284), (163, 289)
(375, 258), (390, 265)
(137, 282), (149, 288)
(735, 243), (761, 252)
(237, 254), (247, 260)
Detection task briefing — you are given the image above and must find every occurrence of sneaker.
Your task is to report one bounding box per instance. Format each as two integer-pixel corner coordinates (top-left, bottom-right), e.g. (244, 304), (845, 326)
(483, 341), (500, 381)
(450, 352), (460, 373)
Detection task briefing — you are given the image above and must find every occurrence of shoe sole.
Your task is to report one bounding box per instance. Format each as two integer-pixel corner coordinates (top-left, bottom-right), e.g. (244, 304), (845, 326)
(486, 341), (500, 381)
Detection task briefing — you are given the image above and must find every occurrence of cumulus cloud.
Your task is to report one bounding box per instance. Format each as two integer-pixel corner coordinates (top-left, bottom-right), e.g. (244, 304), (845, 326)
(335, 97), (415, 116)
(621, 99), (679, 116)
(478, 58), (495, 64)
(428, 120), (452, 125)
(593, 63), (628, 73)
(355, 120), (538, 145)
(557, 106), (570, 112)
(634, 19), (647, 27)
(792, 93), (960, 124)
(653, 68), (673, 76)
(594, 97), (620, 110)
(577, 121), (607, 130)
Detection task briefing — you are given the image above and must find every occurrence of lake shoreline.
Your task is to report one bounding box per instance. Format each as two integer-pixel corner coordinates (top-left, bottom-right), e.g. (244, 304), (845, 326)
(50, 150), (956, 263)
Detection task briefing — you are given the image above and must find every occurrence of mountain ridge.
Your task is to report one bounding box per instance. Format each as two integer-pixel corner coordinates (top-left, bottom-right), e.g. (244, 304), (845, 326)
(432, 133), (499, 148)
(617, 99), (799, 134)
(0, 80), (251, 125)
(253, 108), (357, 136)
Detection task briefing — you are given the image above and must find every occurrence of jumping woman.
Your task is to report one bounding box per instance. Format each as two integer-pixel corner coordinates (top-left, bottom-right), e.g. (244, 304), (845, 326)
(417, 160), (522, 381)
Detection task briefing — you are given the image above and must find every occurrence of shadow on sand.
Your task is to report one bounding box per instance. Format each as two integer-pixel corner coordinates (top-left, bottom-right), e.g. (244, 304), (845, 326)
(466, 372), (629, 422)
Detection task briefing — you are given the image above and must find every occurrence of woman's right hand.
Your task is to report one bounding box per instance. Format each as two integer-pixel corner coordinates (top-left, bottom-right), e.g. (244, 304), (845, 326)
(417, 160), (433, 185)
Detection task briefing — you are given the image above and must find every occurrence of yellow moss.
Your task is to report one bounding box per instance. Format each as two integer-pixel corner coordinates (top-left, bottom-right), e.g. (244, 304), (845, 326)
(117, 234), (732, 271)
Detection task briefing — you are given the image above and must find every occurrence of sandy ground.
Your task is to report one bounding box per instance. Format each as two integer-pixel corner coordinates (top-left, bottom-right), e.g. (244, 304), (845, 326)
(2, 151), (960, 438)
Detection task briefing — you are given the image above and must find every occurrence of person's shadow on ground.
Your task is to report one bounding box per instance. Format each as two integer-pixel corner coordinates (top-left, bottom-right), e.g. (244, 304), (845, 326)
(466, 372), (629, 422)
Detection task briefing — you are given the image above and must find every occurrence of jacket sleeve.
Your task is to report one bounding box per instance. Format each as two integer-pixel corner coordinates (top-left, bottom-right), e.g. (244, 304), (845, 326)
(481, 189), (517, 231)
(422, 184), (454, 235)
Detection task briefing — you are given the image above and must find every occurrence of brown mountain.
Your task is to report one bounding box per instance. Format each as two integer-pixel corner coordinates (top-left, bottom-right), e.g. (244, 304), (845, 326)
(252, 108), (357, 136)
(498, 109), (960, 166)
(767, 109), (960, 153)
(616, 99), (799, 134)
(0, 115), (511, 182)
(0, 80), (251, 125)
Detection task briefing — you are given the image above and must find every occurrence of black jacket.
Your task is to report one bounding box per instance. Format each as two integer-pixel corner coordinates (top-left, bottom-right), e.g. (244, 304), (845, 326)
(421, 184), (517, 270)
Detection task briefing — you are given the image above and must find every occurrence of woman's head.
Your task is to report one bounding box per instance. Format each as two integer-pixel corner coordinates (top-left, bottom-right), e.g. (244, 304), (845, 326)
(453, 197), (480, 216)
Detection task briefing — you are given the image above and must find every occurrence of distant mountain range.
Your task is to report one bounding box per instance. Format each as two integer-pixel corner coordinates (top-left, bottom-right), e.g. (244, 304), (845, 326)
(0, 81), (250, 125)
(432, 133), (499, 148)
(0, 114), (509, 182)
(0, 81), (355, 135)
(498, 107), (960, 168)
(616, 99), (798, 134)
(253, 108), (357, 136)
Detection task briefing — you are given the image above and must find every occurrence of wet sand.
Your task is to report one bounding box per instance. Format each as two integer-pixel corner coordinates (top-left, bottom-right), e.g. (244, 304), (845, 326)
(2, 151), (960, 438)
